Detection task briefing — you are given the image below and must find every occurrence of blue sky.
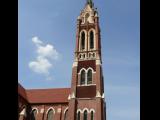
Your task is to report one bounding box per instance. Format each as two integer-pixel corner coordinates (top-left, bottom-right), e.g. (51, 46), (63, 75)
(18, 0), (140, 120)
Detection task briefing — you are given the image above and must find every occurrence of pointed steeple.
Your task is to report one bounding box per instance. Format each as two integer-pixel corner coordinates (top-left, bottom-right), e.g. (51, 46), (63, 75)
(86, 0), (94, 8)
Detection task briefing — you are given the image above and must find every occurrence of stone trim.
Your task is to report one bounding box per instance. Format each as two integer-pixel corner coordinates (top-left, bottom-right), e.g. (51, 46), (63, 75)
(63, 107), (69, 114)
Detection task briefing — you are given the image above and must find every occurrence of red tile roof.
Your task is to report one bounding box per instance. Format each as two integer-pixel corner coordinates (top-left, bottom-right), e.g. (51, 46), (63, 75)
(26, 88), (70, 104)
(18, 83), (27, 100)
(18, 83), (70, 104)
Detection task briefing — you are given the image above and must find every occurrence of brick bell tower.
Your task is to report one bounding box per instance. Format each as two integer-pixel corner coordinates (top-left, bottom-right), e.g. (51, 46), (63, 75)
(67, 0), (106, 120)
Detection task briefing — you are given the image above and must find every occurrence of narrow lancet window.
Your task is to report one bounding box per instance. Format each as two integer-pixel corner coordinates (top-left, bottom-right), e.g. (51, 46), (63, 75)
(91, 111), (94, 120)
(81, 32), (85, 50)
(31, 109), (37, 120)
(81, 70), (86, 85)
(90, 31), (94, 49)
(64, 110), (68, 120)
(47, 109), (54, 120)
(77, 111), (80, 120)
(83, 110), (88, 120)
(87, 69), (92, 84)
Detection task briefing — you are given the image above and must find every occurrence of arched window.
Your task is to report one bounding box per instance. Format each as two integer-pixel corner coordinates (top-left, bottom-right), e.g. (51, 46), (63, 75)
(83, 54), (85, 59)
(47, 109), (54, 120)
(31, 109), (37, 120)
(90, 31), (94, 49)
(91, 111), (94, 120)
(79, 54), (81, 59)
(87, 69), (92, 84)
(64, 109), (68, 120)
(81, 32), (85, 50)
(83, 110), (88, 120)
(81, 70), (86, 85)
(77, 111), (80, 120)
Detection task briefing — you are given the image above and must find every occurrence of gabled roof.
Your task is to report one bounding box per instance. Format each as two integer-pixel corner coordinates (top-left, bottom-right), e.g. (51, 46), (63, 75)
(18, 83), (70, 104)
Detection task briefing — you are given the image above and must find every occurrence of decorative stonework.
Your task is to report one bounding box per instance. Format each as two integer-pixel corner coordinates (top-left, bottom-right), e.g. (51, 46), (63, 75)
(20, 108), (26, 116)
(78, 4), (97, 24)
(71, 92), (75, 99)
(96, 91), (101, 98)
(40, 108), (44, 113)
(72, 61), (78, 67)
(96, 59), (102, 65)
(102, 93), (105, 99)
(68, 94), (71, 100)
(57, 108), (61, 113)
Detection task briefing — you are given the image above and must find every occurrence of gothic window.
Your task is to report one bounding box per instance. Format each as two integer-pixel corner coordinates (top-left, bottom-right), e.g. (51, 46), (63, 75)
(31, 109), (37, 120)
(87, 69), (92, 84)
(77, 111), (80, 120)
(90, 31), (94, 49)
(83, 54), (85, 59)
(81, 70), (86, 85)
(81, 31), (85, 50)
(64, 109), (68, 120)
(91, 111), (94, 120)
(47, 109), (54, 120)
(79, 54), (82, 59)
(83, 110), (88, 120)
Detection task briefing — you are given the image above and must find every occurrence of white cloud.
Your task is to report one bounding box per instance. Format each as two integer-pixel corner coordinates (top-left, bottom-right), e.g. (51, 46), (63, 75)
(37, 44), (59, 60)
(29, 36), (60, 79)
(32, 36), (43, 45)
(29, 56), (52, 75)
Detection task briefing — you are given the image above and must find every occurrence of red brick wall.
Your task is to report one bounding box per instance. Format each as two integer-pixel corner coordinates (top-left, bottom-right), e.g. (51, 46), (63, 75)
(78, 60), (96, 73)
(28, 103), (68, 120)
(76, 98), (105, 120)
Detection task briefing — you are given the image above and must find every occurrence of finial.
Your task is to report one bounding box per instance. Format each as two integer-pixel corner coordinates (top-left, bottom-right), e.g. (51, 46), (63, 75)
(86, 0), (94, 8)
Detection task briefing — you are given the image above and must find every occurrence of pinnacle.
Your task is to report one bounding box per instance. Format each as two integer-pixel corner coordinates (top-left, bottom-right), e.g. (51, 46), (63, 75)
(86, 0), (94, 8)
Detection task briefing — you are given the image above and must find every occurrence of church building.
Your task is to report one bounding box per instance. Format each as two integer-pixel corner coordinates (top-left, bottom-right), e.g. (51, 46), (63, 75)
(18, 0), (107, 120)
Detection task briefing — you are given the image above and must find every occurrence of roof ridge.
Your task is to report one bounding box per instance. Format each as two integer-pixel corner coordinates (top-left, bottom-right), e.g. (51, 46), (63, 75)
(26, 87), (70, 91)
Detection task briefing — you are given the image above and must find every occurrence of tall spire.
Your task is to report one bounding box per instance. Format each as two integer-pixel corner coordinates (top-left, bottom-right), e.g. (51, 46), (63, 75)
(86, 0), (94, 8)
